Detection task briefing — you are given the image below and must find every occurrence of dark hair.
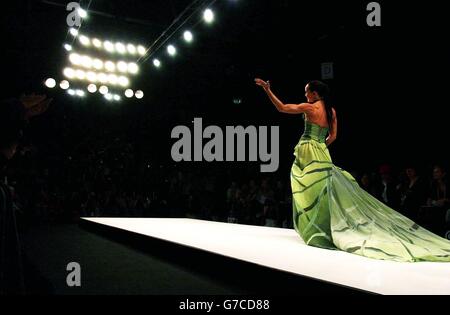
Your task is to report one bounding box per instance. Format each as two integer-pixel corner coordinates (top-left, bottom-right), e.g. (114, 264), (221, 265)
(308, 80), (333, 131)
(433, 164), (447, 173)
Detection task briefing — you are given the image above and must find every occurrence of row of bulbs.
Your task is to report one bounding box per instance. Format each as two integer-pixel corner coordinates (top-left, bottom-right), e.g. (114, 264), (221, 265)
(67, 29), (147, 56)
(68, 53), (139, 74)
(45, 78), (144, 100)
(63, 67), (130, 87)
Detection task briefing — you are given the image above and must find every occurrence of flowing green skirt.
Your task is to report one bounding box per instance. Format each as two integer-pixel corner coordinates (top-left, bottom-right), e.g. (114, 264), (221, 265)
(291, 138), (450, 262)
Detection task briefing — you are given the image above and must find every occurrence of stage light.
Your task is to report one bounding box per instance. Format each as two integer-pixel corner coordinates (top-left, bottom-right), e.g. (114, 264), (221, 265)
(93, 58), (103, 70)
(108, 74), (118, 85)
(137, 45), (146, 56)
(99, 85), (109, 95)
(104, 93), (113, 101)
(97, 73), (108, 84)
(63, 67), (75, 79)
(125, 89), (134, 98)
(153, 59), (161, 68)
(64, 44), (72, 51)
(45, 78), (56, 88)
(60, 80), (70, 90)
(105, 61), (116, 72)
(127, 44), (137, 55)
(68, 89), (75, 96)
(86, 71), (97, 82)
(78, 8), (87, 18)
(135, 90), (144, 99)
(203, 9), (214, 23)
(113, 94), (121, 101)
(75, 69), (86, 80)
(81, 55), (93, 68)
(116, 42), (126, 54)
(117, 61), (128, 73)
(104, 41), (115, 53)
(127, 62), (139, 74)
(87, 84), (97, 93)
(92, 38), (102, 48)
(69, 53), (82, 66)
(76, 90), (85, 97)
(183, 31), (193, 43)
(167, 45), (177, 56)
(118, 76), (129, 87)
(69, 28), (79, 37)
(79, 35), (90, 46)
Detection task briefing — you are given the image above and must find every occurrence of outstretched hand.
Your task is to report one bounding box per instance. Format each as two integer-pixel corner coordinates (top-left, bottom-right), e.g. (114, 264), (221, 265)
(255, 78), (270, 91)
(20, 94), (52, 120)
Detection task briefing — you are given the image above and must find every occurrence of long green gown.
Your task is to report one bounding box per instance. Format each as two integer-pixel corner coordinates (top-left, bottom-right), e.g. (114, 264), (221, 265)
(291, 116), (450, 262)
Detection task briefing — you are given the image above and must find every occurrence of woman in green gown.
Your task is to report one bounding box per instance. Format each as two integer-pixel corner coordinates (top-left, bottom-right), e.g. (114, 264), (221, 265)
(255, 78), (450, 262)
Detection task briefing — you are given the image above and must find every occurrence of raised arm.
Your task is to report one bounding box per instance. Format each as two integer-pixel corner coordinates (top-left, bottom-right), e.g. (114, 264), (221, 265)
(326, 108), (338, 147)
(255, 79), (315, 115)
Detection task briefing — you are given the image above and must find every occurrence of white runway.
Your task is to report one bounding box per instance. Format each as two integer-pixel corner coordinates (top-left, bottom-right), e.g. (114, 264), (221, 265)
(82, 218), (450, 295)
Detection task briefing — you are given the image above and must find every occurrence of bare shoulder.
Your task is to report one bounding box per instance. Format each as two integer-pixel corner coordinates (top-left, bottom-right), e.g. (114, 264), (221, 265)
(300, 102), (317, 112)
(332, 107), (337, 119)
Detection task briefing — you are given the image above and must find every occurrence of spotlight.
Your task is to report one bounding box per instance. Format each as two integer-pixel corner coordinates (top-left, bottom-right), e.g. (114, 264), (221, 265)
(203, 9), (214, 23)
(127, 44), (137, 55)
(69, 28), (79, 37)
(63, 67), (75, 79)
(117, 61), (128, 73)
(127, 62), (139, 74)
(92, 38), (102, 48)
(125, 89), (134, 98)
(64, 44), (72, 51)
(75, 69), (86, 80)
(76, 90), (85, 97)
(69, 53), (82, 66)
(113, 95), (121, 101)
(86, 71), (97, 82)
(108, 74), (118, 85)
(167, 45), (177, 56)
(137, 45), (146, 56)
(79, 35), (90, 46)
(183, 31), (193, 43)
(45, 78), (56, 88)
(78, 8), (87, 18)
(105, 61), (116, 72)
(68, 89), (76, 96)
(81, 55), (93, 68)
(97, 73), (108, 84)
(135, 90), (144, 99)
(60, 80), (70, 90)
(153, 59), (161, 68)
(93, 59), (103, 70)
(104, 41), (115, 53)
(118, 76), (129, 87)
(87, 84), (97, 93)
(115, 42), (126, 54)
(104, 93), (113, 101)
(99, 85), (109, 95)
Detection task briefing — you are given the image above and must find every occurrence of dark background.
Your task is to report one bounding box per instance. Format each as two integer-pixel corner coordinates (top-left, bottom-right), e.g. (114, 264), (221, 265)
(2, 0), (450, 295)
(2, 0), (448, 174)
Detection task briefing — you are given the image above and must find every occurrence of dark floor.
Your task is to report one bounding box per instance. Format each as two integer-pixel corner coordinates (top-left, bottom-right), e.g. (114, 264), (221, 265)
(21, 223), (251, 295)
(20, 221), (367, 296)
